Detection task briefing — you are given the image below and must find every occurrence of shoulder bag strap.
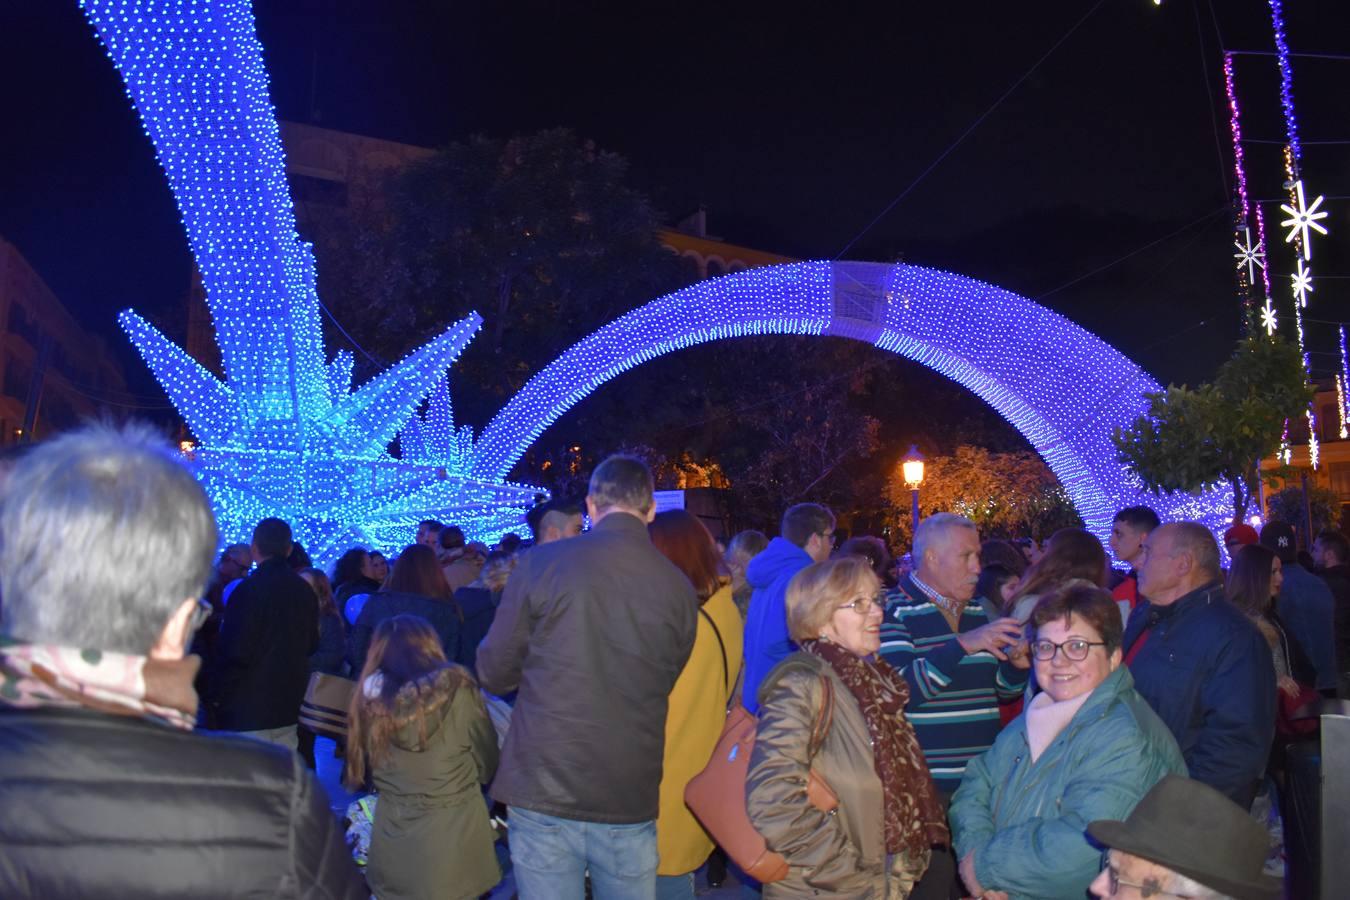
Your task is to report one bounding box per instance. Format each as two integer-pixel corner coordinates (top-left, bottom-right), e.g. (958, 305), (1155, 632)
(698, 607), (730, 700)
(807, 673), (835, 759)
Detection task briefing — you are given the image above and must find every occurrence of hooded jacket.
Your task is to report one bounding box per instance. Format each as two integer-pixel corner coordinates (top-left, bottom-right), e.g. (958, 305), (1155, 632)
(742, 537), (814, 713)
(950, 666), (1185, 900)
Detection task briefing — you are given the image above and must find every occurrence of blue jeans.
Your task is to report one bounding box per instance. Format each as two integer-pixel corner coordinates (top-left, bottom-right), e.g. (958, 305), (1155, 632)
(508, 805), (657, 900)
(655, 872), (695, 900)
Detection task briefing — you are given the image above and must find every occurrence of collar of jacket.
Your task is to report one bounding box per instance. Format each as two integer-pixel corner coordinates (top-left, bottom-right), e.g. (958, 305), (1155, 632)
(592, 510), (650, 537)
(1149, 580), (1223, 623)
(253, 557), (289, 575)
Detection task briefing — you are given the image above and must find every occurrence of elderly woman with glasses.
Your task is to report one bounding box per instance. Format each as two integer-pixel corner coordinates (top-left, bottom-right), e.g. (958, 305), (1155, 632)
(949, 582), (1186, 900)
(747, 556), (947, 898)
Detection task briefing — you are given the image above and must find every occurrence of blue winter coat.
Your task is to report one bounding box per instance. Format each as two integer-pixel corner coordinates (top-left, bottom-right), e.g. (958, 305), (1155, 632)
(1277, 564), (1339, 692)
(1122, 582), (1276, 807)
(741, 538), (813, 713)
(950, 666), (1185, 900)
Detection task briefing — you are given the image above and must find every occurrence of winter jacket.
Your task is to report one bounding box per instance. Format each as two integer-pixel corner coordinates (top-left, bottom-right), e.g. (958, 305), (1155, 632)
(309, 611), (346, 676)
(747, 654), (929, 899)
(452, 585), (499, 675)
(742, 537), (814, 713)
(347, 590), (462, 675)
(1123, 582), (1276, 806)
(1321, 562), (1350, 685)
(214, 557), (319, 731)
(950, 666), (1185, 900)
(477, 511), (697, 823)
(0, 705), (364, 899)
(657, 584), (743, 875)
(365, 668), (501, 900)
(1277, 564), (1339, 692)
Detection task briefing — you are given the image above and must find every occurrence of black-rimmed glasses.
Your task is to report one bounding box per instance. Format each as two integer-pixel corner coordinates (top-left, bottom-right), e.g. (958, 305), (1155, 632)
(1029, 638), (1107, 661)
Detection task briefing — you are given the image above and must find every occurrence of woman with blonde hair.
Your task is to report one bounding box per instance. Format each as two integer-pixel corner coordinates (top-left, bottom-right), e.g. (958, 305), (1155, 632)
(344, 614), (500, 900)
(748, 556), (944, 898)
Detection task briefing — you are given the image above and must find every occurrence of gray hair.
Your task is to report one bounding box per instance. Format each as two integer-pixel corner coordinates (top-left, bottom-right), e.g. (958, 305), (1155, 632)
(912, 513), (977, 565)
(1168, 521), (1222, 580)
(1167, 871), (1230, 900)
(588, 455), (655, 515)
(0, 423), (218, 654)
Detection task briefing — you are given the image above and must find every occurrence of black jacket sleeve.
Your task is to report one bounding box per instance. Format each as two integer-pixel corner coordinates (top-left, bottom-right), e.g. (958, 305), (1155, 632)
(287, 758), (366, 899)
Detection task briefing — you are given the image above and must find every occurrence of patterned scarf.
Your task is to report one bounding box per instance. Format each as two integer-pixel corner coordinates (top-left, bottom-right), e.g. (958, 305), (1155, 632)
(0, 637), (199, 730)
(801, 638), (949, 856)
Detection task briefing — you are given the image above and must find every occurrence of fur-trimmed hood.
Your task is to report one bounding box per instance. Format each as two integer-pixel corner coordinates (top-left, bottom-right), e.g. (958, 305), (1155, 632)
(362, 666), (473, 749)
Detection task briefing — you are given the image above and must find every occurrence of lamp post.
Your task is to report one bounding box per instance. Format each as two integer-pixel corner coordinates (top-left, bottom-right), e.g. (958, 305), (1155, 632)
(902, 445), (925, 536)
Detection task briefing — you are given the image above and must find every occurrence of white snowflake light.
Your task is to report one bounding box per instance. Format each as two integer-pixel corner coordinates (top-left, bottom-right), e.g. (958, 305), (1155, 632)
(1260, 300), (1279, 336)
(1233, 227), (1265, 283)
(1291, 258), (1314, 308)
(1280, 180), (1329, 260)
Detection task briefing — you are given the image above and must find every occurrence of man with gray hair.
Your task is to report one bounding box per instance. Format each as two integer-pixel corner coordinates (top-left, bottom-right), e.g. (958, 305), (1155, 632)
(879, 512), (1031, 900)
(478, 454), (697, 899)
(0, 423), (362, 897)
(1127, 522), (1276, 807)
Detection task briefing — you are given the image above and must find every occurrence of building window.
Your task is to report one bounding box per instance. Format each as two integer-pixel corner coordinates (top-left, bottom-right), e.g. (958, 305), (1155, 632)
(1331, 463), (1350, 501)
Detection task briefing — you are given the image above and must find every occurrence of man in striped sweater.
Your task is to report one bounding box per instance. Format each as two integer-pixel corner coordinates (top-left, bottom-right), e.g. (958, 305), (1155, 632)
(880, 512), (1031, 900)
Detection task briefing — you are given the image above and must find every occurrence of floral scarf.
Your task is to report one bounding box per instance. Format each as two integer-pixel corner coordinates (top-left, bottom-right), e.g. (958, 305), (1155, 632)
(801, 638), (949, 857)
(0, 637), (199, 730)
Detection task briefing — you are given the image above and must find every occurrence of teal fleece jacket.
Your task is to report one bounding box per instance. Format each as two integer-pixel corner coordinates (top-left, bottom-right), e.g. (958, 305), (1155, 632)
(949, 666), (1186, 900)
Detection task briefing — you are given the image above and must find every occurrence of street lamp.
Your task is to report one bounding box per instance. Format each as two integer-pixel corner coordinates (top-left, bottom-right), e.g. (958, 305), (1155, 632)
(902, 445), (925, 535)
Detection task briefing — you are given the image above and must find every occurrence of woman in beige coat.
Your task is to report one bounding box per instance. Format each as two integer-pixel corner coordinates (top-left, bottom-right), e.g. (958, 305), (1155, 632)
(747, 557), (946, 899)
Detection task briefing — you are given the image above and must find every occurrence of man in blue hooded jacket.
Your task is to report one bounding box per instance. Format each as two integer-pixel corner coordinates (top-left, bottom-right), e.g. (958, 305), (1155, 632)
(741, 503), (835, 713)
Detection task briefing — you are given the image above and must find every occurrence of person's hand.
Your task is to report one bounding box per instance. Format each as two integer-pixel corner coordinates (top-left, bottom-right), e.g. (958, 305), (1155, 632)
(1005, 640), (1031, 670)
(1278, 675), (1301, 698)
(981, 892), (1010, 900)
(957, 618), (1026, 661)
(959, 851), (984, 897)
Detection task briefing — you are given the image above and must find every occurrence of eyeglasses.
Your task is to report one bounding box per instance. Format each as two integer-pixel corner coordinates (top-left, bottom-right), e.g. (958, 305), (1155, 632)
(1030, 638), (1107, 661)
(837, 595), (884, 614)
(1105, 864), (1195, 898)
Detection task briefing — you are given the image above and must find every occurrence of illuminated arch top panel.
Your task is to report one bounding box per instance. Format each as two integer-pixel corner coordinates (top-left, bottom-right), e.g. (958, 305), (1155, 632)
(473, 261), (1232, 540)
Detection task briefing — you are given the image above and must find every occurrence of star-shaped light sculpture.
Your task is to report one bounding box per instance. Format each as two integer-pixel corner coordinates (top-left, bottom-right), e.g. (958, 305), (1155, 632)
(1291, 258), (1314, 308)
(1260, 300), (1279, 336)
(1280, 180), (1329, 260)
(1233, 227), (1265, 284)
(80, 0), (542, 561)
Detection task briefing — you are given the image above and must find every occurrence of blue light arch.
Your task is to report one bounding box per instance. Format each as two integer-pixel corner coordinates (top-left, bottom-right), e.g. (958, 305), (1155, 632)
(473, 261), (1232, 540)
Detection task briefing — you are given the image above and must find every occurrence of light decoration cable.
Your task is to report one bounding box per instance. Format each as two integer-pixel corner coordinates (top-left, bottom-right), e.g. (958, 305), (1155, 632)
(78, 0), (541, 561)
(1339, 326), (1350, 440)
(78, 0), (1235, 556)
(1223, 53), (1265, 329)
(1267, 0), (1321, 468)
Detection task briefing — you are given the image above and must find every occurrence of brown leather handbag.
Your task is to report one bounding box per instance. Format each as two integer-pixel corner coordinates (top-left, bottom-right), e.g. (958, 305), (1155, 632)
(683, 672), (838, 884)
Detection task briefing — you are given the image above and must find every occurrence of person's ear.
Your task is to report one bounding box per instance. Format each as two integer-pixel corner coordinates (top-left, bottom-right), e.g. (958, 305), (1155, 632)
(150, 598), (198, 661)
(1108, 647), (1123, 671)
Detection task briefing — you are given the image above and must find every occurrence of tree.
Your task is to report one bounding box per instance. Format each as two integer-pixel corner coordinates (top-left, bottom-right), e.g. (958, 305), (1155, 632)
(1113, 335), (1313, 523)
(884, 445), (1082, 549)
(307, 128), (695, 424)
(1266, 482), (1340, 544)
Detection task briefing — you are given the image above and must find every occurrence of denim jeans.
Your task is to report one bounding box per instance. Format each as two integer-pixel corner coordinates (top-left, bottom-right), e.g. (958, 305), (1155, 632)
(655, 872), (695, 900)
(508, 805), (657, 900)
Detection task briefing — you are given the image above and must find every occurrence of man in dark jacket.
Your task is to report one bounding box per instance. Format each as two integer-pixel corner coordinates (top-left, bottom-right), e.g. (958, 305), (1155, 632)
(1313, 529), (1350, 698)
(0, 424), (363, 898)
(741, 502), (836, 713)
(213, 517), (318, 747)
(478, 455), (697, 900)
(1127, 522), (1276, 808)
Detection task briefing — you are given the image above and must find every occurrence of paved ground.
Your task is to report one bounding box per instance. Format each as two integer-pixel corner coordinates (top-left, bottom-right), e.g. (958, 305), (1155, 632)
(312, 737), (746, 897)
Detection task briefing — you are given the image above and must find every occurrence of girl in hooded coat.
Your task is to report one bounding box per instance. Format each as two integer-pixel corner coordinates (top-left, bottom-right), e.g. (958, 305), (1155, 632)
(345, 614), (500, 900)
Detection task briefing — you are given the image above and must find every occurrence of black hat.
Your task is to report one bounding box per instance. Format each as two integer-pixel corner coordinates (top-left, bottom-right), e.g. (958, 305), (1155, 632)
(1259, 521), (1298, 564)
(1087, 776), (1280, 900)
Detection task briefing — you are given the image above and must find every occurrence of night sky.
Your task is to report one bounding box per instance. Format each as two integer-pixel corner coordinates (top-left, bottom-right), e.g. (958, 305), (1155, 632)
(2, 0), (1348, 418)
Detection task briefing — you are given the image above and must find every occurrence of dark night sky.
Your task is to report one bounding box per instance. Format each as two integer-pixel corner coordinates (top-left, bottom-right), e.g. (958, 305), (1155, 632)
(1, 0), (1348, 417)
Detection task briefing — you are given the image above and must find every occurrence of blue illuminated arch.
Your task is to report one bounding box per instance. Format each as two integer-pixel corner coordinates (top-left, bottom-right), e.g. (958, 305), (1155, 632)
(473, 261), (1232, 540)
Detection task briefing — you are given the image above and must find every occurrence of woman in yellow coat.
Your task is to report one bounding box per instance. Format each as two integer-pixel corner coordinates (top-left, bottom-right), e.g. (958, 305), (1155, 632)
(649, 510), (744, 900)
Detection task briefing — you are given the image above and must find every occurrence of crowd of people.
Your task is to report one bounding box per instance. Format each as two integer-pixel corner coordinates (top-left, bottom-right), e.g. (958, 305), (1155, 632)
(0, 422), (1347, 899)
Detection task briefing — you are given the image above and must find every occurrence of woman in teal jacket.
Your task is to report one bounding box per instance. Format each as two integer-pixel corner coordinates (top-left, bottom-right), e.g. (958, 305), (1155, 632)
(950, 582), (1185, 900)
